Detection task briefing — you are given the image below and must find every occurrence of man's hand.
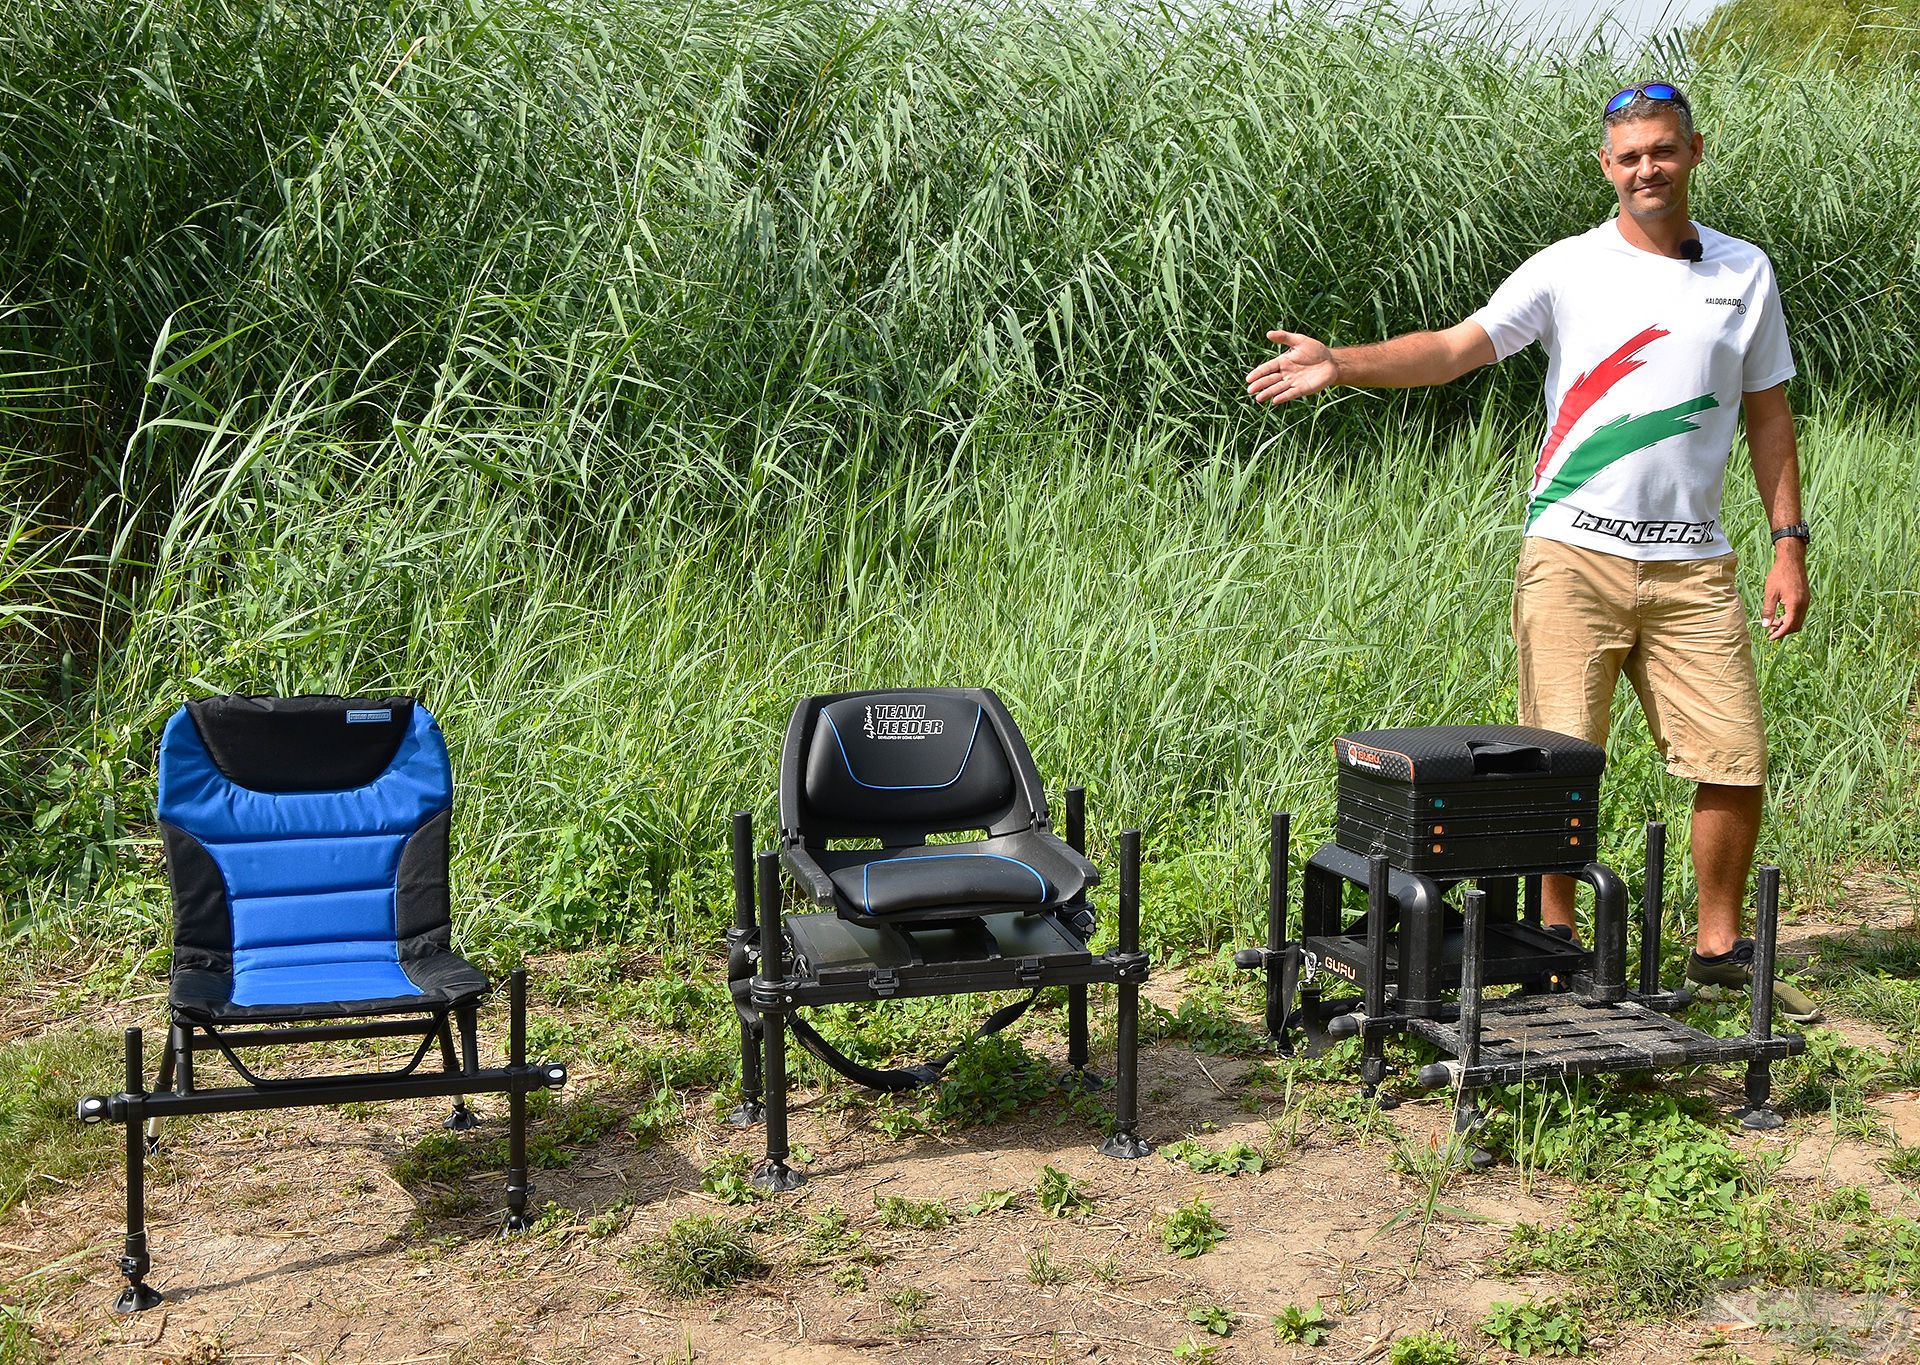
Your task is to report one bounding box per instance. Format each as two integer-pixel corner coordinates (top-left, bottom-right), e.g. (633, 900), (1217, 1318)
(1246, 329), (1338, 405)
(1761, 543), (1808, 640)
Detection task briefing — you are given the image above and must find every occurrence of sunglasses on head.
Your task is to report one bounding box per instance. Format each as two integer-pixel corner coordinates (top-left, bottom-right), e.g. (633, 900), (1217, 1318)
(1605, 82), (1683, 116)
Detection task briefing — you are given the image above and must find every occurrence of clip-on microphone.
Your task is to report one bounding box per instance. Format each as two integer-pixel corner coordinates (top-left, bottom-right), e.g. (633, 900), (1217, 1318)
(1679, 238), (1704, 263)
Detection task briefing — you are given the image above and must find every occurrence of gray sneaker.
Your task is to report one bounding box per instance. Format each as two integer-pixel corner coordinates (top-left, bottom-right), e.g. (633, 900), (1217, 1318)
(1685, 938), (1822, 1025)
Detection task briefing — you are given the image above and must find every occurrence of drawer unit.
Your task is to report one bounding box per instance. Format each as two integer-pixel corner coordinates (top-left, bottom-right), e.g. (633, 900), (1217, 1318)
(1334, 725), (1604, 875)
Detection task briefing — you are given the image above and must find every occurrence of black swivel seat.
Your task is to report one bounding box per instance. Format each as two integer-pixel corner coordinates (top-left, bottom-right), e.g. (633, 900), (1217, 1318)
(727, 688), (1153, 1188)
(76, 695), (567, 1311)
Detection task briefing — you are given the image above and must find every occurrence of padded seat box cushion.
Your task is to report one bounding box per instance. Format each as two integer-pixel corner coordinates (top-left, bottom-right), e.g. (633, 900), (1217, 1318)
(829, 850), (1050, 917)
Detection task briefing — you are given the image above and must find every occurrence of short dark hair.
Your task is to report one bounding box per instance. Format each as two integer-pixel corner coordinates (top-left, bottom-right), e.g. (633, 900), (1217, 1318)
(1603, 84), (1694, 144)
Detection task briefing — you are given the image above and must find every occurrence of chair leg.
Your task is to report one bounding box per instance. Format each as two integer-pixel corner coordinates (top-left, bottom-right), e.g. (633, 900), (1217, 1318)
(751, 853), (803, 1192)
(146, 1027), (176, 1155)
(115, 1028), (162, 1313)
(727, 1020), (765, 1128)
(1100, 831), (1152, 1159)
(1058, 984), (1105, 1091)
(502, 970), (534, 1232)
(437, 1015), (478, 1130)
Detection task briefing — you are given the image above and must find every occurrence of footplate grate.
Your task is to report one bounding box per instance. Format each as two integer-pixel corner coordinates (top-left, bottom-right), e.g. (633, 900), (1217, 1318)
(1408, 994), (1802, 1086)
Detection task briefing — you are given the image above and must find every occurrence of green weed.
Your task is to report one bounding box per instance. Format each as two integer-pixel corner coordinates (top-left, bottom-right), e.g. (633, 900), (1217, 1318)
(1162, 1138), (1266, 1175)
(1161, 1198), (1227, 1258)
(1481, 1299), (1588, 1357)
(1037, 1165), (1094, 1218)
(638, 1215), (766, 1299)
(1272, 1303), (1332, 1345)
(1185, 1302), (1235, 1336)
(1389, 1332), (1466, 1365)
(874, 1194), (951, 1230)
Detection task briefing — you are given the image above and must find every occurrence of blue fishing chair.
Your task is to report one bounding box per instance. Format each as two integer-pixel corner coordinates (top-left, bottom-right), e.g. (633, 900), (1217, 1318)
(78, 695), (567, 1311)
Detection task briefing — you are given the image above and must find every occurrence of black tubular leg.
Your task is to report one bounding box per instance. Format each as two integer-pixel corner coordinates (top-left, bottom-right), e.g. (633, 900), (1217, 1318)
(1060, 790), (1098, 1087)
(456, 1004), (480, 1074)
(1454, 889), (1491, 1163)
(146, 1029), (176, 1155)
(1581, 861), (1629, 1002)
(1100, 829), (1152, 1158)
(502, 969), (533, 1231)
(1358, 854), (1393, 1104)
(728, 812), (766, 1128)
(1267, 812), (1290, 1039)
(438, 1016), (478, 1131)
(1737, 865), (1784, 1130)
(753, 852), (803, 1191)
(1640, 821), (1667, 997)
(114, 1028), (161, 1313)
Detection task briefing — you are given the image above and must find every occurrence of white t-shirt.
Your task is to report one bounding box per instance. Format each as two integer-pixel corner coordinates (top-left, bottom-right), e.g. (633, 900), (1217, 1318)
(1469, 218), (1795, 560)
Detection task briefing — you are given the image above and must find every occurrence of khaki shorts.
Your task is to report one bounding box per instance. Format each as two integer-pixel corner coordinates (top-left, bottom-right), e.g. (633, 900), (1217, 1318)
(1512, 537), (1766, 787)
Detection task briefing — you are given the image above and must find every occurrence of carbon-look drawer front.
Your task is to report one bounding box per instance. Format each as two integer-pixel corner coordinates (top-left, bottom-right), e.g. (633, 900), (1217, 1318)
(1333, 725), (1604, 876)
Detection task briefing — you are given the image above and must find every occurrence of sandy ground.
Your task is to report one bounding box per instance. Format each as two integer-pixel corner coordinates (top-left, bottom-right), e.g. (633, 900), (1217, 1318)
(3, 881), (1916, 1364)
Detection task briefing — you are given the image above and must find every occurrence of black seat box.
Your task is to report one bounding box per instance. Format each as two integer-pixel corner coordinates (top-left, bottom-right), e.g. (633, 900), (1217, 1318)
(1333, 725), (1604, 876)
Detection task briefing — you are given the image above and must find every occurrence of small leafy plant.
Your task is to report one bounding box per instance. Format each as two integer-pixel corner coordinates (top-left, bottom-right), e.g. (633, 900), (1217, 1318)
(1481, 1299), (1587, 1357)
(1185, 1301), (1235, 1336)
(1037, 1165), (1094, 1218)
(1273, 1302), (1332, 1345)
(698, 1152), (763, 1205)
(1161, 1198), (1226, 1257)
(875, 1194), (951, 1229)
(1389, 1331), (1465, 1365)
(1163, 1138), (1267, 1175)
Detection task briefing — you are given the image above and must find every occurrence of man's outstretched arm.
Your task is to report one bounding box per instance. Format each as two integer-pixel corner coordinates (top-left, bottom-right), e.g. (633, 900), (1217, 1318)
(1246, 320), (1496, 405)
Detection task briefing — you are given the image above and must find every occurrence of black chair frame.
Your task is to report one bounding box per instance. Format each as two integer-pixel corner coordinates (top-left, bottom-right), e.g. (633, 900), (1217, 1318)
(726, 786), (1152, 1191)
(80, 974), (566, 1312)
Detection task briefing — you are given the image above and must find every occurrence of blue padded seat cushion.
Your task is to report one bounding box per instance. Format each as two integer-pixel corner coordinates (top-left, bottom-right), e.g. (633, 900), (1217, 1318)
(157, 698), (489, 1022)
(170, 949), (490, 1024)
(828, 850), (1050, 917)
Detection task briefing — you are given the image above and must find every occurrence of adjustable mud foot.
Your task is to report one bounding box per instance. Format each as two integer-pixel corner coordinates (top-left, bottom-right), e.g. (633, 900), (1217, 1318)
(1057, 1068), (1108, 1093)
(1733, 1106), (1785, 1131)
(444, 1102), (480, 1132)
(1098, 1130), (1154, 1160)
(727, 1100), (765, 1128)
(752, 1160), (805, 1193)
(113, 1281), (162, 1314)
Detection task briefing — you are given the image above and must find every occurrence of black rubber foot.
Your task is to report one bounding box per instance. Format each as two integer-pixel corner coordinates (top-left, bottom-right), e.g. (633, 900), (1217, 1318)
(1734, 1106), (1785, 1131)
(144, 1135), (161, 1157)
(752, 1160), (805, 1193)
(1098, 1130), (1154, 1160)
(1056, 1068), (1108, 1093)
(444, 1104), (480, 1132)
(726, 1101), (765, 1128)
(1361, 1088), (1400, 1110)
(1467, 1145), (1497, 1170)
(113, 1282), (163, 1314)
(502, 1211), (533, 1234)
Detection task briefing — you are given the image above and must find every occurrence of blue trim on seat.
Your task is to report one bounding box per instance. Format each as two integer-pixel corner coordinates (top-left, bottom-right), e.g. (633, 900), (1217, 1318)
(860, 852), (1048, 915)
(823, 704), (984, 791)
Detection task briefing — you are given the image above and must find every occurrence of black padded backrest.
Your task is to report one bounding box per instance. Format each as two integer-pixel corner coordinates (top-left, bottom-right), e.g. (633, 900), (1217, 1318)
(784, 689), (1042, 843)
(186, 695), (415, 792)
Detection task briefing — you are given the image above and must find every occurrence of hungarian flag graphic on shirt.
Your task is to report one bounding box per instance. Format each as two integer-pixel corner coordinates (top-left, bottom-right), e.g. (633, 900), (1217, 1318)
(1525, 327), (1719, 527)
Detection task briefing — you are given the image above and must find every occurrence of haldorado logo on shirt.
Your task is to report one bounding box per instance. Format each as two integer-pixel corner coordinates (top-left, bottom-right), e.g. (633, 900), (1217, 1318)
(1527, 327), (1719, 528)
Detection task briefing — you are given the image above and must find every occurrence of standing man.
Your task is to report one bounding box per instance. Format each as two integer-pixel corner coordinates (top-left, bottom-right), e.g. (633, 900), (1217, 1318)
(1247, 82), (1818, 1021)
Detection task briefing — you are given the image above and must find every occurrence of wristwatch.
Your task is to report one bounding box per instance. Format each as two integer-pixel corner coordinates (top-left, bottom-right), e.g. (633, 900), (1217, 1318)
(1770, 521), (1810, 546)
